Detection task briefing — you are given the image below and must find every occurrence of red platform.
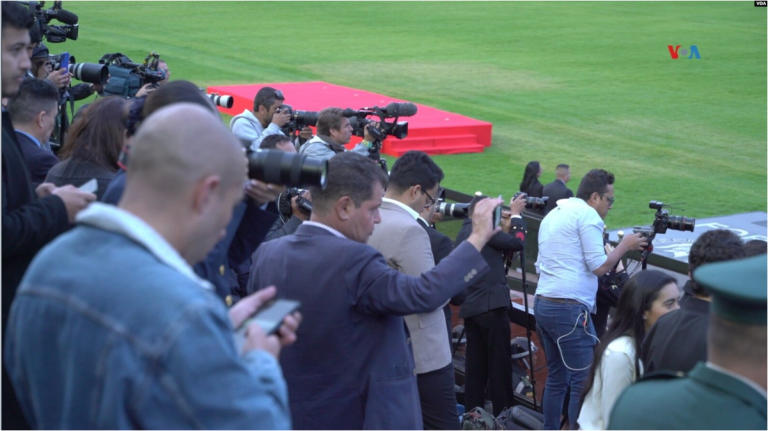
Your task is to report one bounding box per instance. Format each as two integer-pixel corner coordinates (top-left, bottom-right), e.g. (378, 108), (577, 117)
(206, 81), (492, 157)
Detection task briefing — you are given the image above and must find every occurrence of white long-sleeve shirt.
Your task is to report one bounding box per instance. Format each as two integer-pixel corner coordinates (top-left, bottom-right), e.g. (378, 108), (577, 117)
(579, 335), (643, 430)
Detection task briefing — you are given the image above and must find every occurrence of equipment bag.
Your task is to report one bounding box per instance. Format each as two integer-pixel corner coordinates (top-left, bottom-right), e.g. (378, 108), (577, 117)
(98, 53), (143, 98)
(461, 407), (503, 430)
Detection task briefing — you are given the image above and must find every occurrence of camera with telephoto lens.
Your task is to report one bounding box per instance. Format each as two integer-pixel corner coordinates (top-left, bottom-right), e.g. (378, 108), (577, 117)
(241, 141), (328, 189)
(278, 188), (313, 217)
(513, 192), (549, 211)
(633, 200), (695, 252)
(25, 1), (79, 43)
(49, 53), (108, 85)
(277, 105), (320, 136)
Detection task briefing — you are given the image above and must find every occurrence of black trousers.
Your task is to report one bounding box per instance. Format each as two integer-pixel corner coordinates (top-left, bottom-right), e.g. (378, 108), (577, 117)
(464, 307), (514, 416)
(418, 362), (461, 430)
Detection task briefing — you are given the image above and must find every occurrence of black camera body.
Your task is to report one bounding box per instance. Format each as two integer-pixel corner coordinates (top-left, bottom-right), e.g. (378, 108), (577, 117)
(27, 1), (79, 43)
(277, 105), (320, 136)
(633, 200), (696, 252)
(513, 192), (549, 211)
(278, 188), (313, 217)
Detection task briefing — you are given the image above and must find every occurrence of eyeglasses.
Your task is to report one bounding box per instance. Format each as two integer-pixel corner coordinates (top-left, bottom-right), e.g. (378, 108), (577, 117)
(601, 194), (615, 206)
(423, 189), (437, 208)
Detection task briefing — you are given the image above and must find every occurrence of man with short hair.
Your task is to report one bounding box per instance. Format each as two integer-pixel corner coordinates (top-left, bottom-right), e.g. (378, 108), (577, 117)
(542, 163), (573, 215)
(642, 229), (745, 374)
(534, 169), (646, 429)
(455, 192), (527, 417)
(609, 254), (767, 430)
(262, 134), (312, 242)
(4, 104), (300, 429)
(298, 106), (371, 160)
(367, 150), (458, 429)
(2, 2), (95, 427)
(248, 151), (504, 430)
(8, 78), (60, 185)
(230, 86), (312, 150)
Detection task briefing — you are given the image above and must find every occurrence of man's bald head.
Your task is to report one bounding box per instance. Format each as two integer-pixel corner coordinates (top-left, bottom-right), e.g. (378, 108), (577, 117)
(126, 103), (245, 204)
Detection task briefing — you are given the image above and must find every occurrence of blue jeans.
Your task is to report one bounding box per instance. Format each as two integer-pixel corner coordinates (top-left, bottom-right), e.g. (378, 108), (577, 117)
(534, 297), (597, 430)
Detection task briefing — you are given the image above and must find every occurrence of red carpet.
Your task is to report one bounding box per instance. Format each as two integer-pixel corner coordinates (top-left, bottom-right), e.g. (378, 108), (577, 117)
(207, 81), (492, 157)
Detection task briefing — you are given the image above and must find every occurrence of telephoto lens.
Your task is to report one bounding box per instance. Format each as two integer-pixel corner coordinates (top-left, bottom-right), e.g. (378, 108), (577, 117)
(208, 93), (233, 109)
(666, 215), (695, 232)
(247, 149), (327, 189)
(68, 62), (108, 85)
(437, 202), (469, 219)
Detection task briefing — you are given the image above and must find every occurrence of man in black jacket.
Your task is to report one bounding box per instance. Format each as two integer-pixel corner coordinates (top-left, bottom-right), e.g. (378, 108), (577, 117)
(2, 3), (95, 427)
(455, 193), (527, 415)
(8, 79), (60, 185)
(542, 163), (573, 215)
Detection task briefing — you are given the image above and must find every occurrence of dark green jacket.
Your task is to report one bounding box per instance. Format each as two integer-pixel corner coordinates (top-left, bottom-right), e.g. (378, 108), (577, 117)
(609, 362), (767, 430)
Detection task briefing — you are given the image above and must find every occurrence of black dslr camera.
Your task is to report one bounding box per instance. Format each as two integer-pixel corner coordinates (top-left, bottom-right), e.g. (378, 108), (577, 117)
(49, 53), (108, 86)
(513, 192), (549, 211)
(240, 139), (328, 190)
(278, 188), (313, 217)
(633, 200), (695, 253)
(277, 105), (320, 136)
(26, 1), (79, 43)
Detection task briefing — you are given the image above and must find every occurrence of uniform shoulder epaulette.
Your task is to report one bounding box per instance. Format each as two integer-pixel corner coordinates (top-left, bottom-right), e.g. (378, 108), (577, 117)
(638, 369), (685, 382)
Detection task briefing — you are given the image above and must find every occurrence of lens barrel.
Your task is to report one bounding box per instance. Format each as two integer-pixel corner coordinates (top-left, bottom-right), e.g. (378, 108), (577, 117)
(666, 215), (695, 232)
(209, 94), (233, 109)
(247, 149), (327, 189)
(437, 202), (469, 219)
(68, 63), (108, 85)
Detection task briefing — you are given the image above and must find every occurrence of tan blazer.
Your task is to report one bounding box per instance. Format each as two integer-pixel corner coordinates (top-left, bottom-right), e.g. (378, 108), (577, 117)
(367, 199), (451, 374)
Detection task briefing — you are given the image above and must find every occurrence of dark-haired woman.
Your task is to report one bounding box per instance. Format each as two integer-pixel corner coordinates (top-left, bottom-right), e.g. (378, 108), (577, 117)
(45, 97), (127, 200)
(519, 161), (544, 198)
(578, 270), (680, 430)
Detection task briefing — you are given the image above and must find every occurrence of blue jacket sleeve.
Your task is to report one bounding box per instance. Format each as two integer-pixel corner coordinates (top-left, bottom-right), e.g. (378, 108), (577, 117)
(351, 241), (489, 316)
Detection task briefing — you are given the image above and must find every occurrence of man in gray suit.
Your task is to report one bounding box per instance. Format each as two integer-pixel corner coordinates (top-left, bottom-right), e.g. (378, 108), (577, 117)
(367, 150), (458, 429)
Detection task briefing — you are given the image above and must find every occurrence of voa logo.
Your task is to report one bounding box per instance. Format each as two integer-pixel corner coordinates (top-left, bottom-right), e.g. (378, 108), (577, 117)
(668, 45), (701, 60)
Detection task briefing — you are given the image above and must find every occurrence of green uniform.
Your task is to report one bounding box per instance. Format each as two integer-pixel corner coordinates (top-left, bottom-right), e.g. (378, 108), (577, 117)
(609, 362), (766, 430)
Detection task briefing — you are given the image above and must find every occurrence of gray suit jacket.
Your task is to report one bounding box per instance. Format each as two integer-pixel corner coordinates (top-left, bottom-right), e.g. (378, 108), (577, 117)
(367, 200), (451, 374)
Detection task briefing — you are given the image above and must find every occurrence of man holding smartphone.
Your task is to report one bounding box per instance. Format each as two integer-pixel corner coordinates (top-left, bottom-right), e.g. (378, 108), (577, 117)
(5, 104), (300, 429)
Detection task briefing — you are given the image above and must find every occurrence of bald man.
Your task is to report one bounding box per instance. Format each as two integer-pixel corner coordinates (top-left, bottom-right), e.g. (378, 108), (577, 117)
(4, 104), (300, 429)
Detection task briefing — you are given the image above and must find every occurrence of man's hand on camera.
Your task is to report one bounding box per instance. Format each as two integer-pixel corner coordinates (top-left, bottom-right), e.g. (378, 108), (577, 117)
(466, 197), (504, 252)
(298, 126), (313, 141)
(46, 68), (70, 89)
(291, 191), (311, 222)
(620, 232), (648, 252)
(363, 121), (381, 143)
(135, 83), (157, 98)
(271, 109), (291, 128)
(509, 193), (526, 216)
(230, 286), (303, 359)
(245, 179), (285, 205)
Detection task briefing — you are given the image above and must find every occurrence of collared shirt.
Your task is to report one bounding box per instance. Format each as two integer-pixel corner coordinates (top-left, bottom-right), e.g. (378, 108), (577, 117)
(304, 221), (346, 239)
(382, 197), (419, 220)
(706, 361), (767, 399)
(14, 129), (42, 148)
(76, 202), (213, 291)
(535, 197), (607, 311)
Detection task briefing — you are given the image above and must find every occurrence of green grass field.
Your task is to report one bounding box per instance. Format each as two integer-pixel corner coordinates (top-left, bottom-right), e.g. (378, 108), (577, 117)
(67, 1), (766, 234)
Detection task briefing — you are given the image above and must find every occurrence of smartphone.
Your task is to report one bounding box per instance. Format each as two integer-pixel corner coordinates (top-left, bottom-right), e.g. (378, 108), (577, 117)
(78, 178), (97, 194)
(493, 194), (503, 228)
(59, 52), (70, 71)
(233, 298), (301, 354)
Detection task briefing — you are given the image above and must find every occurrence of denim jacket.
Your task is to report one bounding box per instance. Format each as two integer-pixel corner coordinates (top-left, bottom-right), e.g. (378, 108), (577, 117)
(4, 204), (290, 429)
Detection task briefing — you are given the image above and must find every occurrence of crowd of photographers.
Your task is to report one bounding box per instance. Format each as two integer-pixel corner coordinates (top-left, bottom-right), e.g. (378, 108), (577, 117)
(2, 1), (767, 430)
